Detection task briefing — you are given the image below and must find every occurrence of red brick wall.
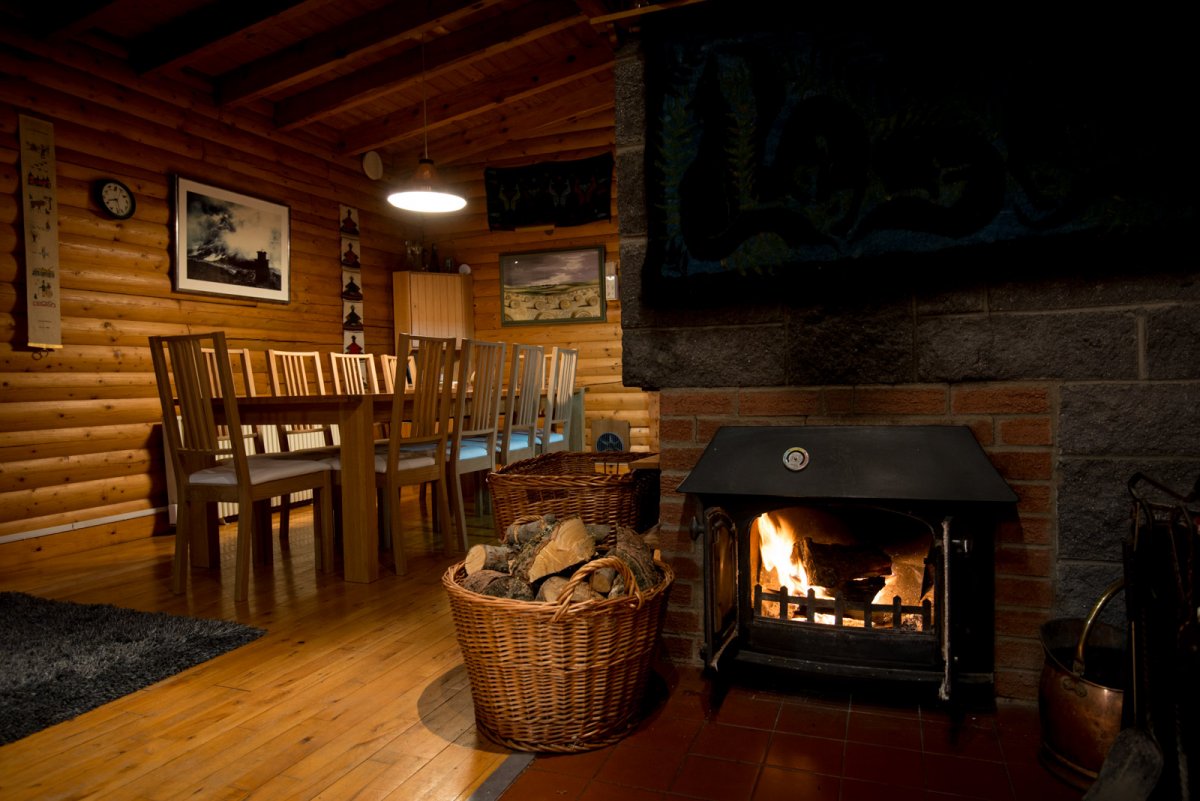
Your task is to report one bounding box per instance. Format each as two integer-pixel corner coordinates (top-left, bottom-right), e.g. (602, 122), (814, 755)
(655, 383), (1056, 700)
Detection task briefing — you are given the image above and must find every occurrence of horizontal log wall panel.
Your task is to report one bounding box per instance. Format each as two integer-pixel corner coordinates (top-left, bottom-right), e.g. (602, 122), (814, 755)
(0, 32), (399, 555)
(0, 498), (161, 541)
(0, 423), (155, 461)
(0, 511), (161, 566)
(0, 474), (158, 533)
(0, 449), (156, 494)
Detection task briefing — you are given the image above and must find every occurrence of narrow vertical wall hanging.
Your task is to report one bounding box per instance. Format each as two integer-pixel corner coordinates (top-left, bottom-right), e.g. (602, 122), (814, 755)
(339, 205), (365, 353)
(19, 115), (62, 350)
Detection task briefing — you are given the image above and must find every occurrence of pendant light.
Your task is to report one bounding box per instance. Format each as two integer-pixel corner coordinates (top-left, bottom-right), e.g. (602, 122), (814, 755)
(388, 45), (466, 213)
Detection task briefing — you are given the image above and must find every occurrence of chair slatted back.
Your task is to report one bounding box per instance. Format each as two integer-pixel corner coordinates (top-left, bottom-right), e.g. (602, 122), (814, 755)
(266, 349), (335, 448)
(379, 354), (398, 394)
(152, 332), (248, 482)
(395, 334), (456, 441)
(330, 352), (380, 395)
(452, 339), (506, 446)
(500, 343), (544, 464)
(201, 345), (264, 453)
(541, 346), (579, 452)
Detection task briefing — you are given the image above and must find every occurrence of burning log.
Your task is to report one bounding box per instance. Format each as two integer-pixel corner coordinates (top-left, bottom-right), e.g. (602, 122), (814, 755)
(796, 537), (892, 589)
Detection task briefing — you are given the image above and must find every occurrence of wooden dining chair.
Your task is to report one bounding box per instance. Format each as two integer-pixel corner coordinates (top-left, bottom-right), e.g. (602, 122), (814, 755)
(266, 349), (341, 540)
(151, 332), (334, 601)
(322, 333), (456, 574)
(538, 346), (579, 454)
(201, 345), (266, 456)
(447, 339), (506, 552)
(379, 352), (418, 394)
(329, 352), (380, 395)
(497, 342), (545, 466)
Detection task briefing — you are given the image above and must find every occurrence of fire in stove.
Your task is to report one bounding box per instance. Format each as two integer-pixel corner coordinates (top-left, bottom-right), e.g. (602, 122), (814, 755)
(751, 506), (936, 631)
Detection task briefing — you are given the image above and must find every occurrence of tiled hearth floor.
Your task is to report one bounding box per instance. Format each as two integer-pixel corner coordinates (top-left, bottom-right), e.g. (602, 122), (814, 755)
(495, 667), (1085, 801)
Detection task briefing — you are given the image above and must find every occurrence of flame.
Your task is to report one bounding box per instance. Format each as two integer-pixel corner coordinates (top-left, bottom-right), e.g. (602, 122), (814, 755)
(756, 512), (834, 605)
(754, 512), (929, 630)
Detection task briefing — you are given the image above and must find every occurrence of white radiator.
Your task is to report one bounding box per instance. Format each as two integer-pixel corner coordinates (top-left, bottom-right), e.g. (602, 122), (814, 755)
(164, 421), (332, 524)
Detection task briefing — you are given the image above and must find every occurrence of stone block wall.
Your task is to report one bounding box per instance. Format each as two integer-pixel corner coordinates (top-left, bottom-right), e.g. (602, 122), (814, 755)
(615, 40), (1200, 701)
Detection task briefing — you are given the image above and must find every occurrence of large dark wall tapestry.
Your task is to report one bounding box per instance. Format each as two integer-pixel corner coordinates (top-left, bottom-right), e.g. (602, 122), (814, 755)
(485, 152), (613, 231)
(640, 21), (1194, 302)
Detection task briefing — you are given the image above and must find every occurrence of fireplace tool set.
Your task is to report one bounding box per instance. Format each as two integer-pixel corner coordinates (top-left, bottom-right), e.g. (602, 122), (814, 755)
(1076, 472), (1198, 801)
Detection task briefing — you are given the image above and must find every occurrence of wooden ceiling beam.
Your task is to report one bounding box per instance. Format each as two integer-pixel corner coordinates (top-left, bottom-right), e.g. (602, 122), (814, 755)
(17, 1), (115, 37)
(433, 118), (616, 168)
(128, 0), (311, 74)
(216, 0), (505, 106)
(338, 45), (612, 156)
(273, 0), (585, 130)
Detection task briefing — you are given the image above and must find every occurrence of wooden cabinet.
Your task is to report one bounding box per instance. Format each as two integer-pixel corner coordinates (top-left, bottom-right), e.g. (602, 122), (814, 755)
(392, 271), (474, 345)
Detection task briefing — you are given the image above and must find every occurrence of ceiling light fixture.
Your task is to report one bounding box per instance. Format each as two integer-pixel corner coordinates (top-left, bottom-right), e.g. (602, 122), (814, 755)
(387, 45), (466, 213)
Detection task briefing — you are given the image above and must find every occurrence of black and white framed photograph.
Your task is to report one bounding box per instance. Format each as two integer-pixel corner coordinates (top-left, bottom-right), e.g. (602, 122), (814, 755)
(173, 176), (290, 303)
(499, 246), (606, 326)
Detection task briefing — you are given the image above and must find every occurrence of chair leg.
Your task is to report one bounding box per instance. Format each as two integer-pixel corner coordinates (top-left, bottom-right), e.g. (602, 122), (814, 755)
(432, 473), (453, 557)
(449, 469), (468, 555)
(387, 484), (408, 575)
(316, 476), (335, 573)
(234, 513), (253, 602)
(279, 493), (292, 541)
(171, 506), (190, 594)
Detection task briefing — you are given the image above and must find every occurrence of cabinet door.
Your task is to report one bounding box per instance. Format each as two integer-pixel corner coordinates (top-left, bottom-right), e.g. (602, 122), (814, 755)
(392, 272), (473, 345)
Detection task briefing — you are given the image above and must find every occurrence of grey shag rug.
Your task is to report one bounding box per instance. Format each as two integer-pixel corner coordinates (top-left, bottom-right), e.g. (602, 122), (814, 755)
(0, 591), (265, 745)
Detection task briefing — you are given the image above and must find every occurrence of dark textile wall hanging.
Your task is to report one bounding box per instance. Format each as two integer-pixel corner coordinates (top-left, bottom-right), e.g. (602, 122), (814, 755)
(484, 152), (613, 231)
(637, 14), (1197, 304)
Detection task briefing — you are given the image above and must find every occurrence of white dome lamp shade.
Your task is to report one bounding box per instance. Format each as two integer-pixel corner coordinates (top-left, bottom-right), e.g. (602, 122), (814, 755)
(388, 158), (466, 213)
(387, 44), (465, 214)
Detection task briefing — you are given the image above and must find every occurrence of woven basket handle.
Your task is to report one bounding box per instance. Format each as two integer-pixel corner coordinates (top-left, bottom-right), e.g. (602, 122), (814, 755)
(551, 555), (644, 622)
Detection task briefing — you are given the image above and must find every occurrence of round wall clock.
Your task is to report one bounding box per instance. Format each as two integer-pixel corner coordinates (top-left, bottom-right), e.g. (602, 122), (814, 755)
(92, 178), (136, 219)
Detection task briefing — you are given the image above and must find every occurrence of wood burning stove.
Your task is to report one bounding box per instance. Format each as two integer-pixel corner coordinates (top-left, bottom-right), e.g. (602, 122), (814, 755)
(679, 425), (1018, 701)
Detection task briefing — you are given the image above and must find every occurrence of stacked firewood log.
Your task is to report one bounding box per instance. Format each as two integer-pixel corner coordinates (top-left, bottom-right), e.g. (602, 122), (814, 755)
(460, 514), (661, 602)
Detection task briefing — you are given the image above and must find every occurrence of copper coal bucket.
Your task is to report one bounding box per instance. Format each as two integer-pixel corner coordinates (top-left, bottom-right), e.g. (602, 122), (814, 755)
(1038, 579), (1127, 790)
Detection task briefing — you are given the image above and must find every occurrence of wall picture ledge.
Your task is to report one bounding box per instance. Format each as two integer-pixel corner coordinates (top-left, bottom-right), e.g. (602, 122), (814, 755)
(500, 246), (607, 326)
(172, 176), (290, 304)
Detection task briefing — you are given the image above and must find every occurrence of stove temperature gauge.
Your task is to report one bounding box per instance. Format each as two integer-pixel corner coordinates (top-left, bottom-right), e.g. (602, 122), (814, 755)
(782, 446), (810, 472)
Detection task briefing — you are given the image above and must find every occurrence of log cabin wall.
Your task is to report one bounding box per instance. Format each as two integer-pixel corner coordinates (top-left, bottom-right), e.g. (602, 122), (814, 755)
(0, 29), (653, 565)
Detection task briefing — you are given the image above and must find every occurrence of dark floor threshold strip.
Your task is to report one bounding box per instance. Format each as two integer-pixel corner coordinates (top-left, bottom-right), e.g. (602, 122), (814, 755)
(467, 752), (535, 801)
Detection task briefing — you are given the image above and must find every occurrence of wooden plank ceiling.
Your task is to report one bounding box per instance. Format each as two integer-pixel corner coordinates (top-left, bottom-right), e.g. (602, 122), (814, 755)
(2, 0), (704, 181)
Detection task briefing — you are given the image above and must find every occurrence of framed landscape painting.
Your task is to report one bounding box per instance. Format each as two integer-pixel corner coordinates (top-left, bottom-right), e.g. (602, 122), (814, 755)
(173, 176), (290, 303)
(499, 246), (606, 326)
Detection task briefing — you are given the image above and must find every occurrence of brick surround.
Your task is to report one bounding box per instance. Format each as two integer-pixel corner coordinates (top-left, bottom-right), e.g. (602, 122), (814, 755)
(614, 32), (1200, 701)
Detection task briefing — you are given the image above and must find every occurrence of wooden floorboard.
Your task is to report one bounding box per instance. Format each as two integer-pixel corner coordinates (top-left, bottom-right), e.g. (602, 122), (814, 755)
(0, 492), (510, 801)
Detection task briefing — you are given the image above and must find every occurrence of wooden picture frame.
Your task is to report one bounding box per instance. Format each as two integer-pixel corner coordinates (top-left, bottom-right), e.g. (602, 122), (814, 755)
(499, 246), (606, 326)
(173, 176), (290, 303)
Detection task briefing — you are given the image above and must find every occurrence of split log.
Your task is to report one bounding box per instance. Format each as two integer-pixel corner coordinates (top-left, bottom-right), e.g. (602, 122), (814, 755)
(589, 566), (617, 595)
(460, 569), (534, 600)
(796, 537), (891, 589)
(536, 575), (604, 603)
(606, 526), (660, 591)
(464, 543), (512, 575)
(519, 516), (597, 584)
(503, 515), (559, 546)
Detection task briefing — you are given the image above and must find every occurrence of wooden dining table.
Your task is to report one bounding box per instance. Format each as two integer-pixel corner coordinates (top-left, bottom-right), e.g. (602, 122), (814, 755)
(212, 393), (396, 583)
(205, 385), (587, 584)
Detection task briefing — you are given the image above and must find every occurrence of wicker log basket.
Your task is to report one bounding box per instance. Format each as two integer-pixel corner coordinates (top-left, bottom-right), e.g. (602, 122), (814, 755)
(443, 554), (674, 752)
(487, 451), (659, 539)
